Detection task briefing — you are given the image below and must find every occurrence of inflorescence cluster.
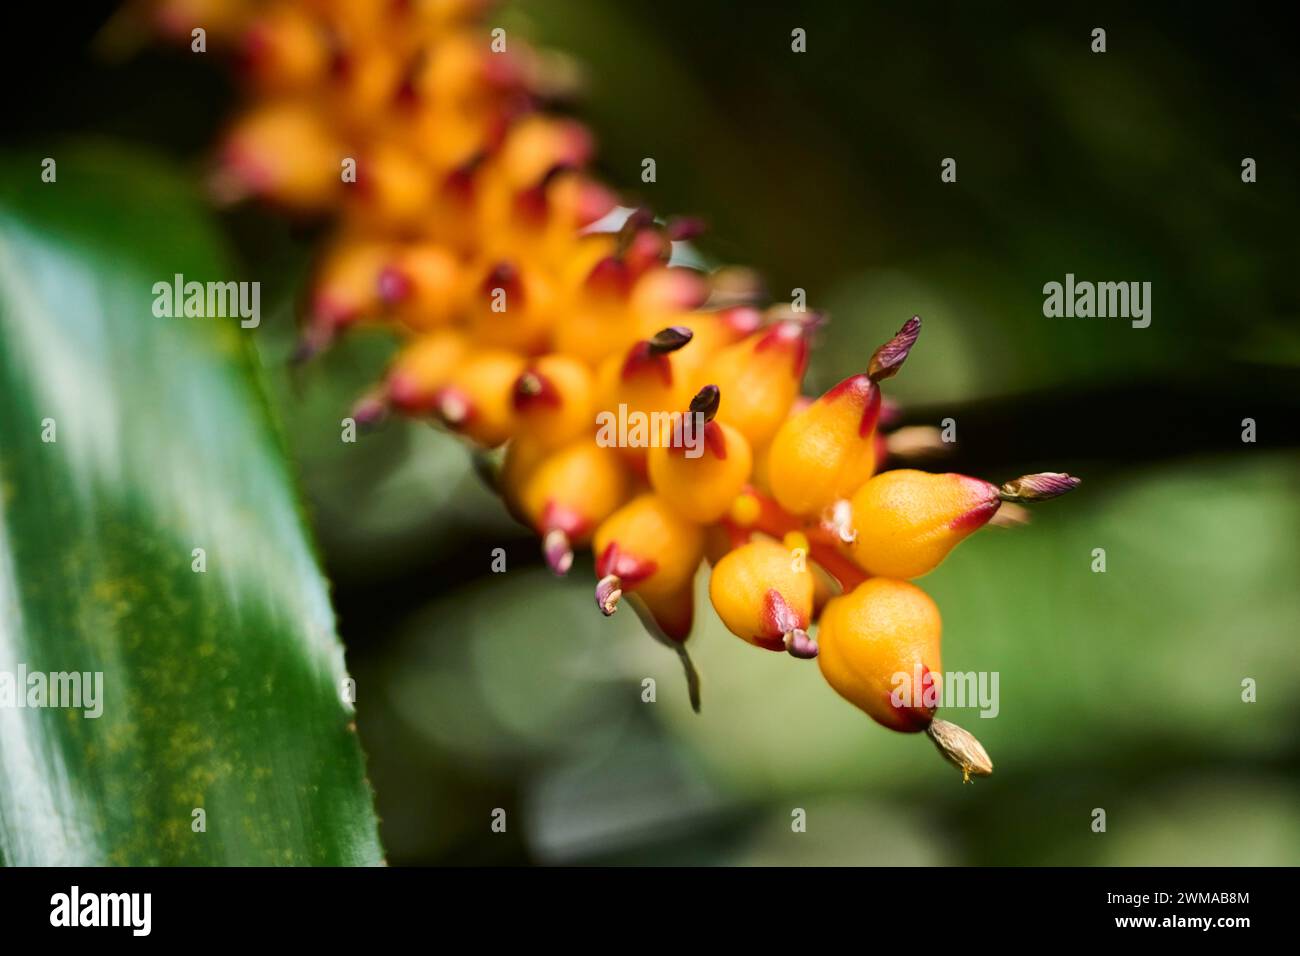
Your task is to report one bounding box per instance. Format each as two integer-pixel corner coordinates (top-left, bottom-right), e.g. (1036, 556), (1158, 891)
(149, 0), (1080, 779)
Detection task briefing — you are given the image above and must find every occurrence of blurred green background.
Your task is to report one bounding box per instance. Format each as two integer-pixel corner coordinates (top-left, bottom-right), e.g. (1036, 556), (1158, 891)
(4, 0), (1297, 865)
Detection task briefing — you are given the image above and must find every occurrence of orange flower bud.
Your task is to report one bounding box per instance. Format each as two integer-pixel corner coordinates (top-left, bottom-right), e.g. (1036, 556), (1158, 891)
(681, 305), (763, 356)
(346, 140), (435, 231)
(847, 469), (1080, 579)
(213, 101), (340, 212)
(817, 578), (942, 732)
(511, 354), (594, 450)
(466, 260), (556, 354)
(594, 491), (710, 711)
(520, 441), (629, 574)
(433, 348), (526, 447)
(766, 317), (922, 516)
(497, 115), (594, 192)
(383, 329), (470, 415)
(595, 328), (694, 467)
(297, 239), (395, 357)
(767, 374), (881, 517)
(846, 470), (1000, 579)
(552, 255), (640, 365)
(239, 6), (330, 94)
(708, 539), (816, 657)
(671, 306), (763, 385)
(647, 386), (753, 524)
(705, 320), (808, 447)
(332, 43), (407, 130)
(378, 243), (465, 332)
(593, 494), (705, 628)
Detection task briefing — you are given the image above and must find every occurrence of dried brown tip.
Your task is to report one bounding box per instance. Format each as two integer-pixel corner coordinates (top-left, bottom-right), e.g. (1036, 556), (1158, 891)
(647, 326), (694, 355)
(998, 472), (1081, 503)
(543, 529), (574, 576)
(927, 717), (994, 783)
(783, 628), (819, 659)
(595, 574), (622, 615)
(868, 315), (922, 382)
(689, 384), (721, 423)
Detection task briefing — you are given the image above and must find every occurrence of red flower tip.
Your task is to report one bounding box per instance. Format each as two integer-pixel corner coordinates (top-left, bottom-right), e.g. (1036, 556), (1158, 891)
(620, 340), (673, 387)
(760, 588), (806, 648)
(721, 305), (764, 338)
(541, 501), (589, 540)
(594, 542), (658, 586)
(585, 255), (632, 298)
(376, 265), (412, 304)
(574, 179), (619, 227)
(755, 320), (811, 379)
(822, 373), (883, 437)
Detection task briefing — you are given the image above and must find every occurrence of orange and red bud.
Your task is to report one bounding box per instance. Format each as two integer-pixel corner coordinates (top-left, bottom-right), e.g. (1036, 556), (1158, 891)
(708, 539), (816, 658)
(706, 320), (808, 448)
(767, 373), (881, 518)
(647, 386), (752, 524)
(510, 355), (594, 450)
(432, 349), (526, 446)
(765, 317), (923, 517)
(381, 329), (470, 415)
(376, 243), (464, 332)
(520, 442), (629, 574)
(817, 578), (943, 733)
(846, 468), (1081, 579)
(592, 494), (705, 638)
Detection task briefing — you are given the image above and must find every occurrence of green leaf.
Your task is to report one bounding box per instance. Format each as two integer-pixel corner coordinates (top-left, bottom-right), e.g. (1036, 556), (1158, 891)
(0, 146), (382, 865)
